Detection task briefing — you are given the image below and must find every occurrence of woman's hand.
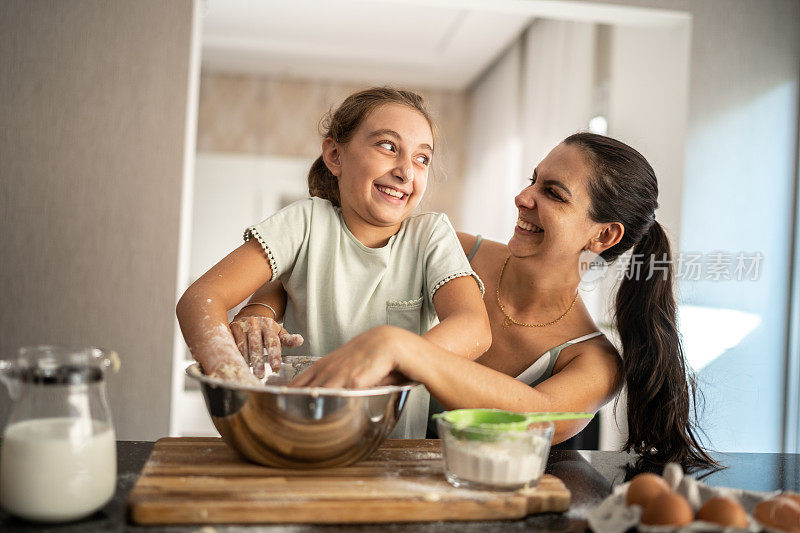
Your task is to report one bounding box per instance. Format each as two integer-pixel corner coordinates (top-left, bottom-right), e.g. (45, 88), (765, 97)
(289, 325), (411, 388)
(229, 315), (303, 379)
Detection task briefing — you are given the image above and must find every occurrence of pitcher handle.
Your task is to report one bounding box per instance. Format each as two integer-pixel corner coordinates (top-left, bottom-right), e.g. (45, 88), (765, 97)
(102, 350), (121, 374)
(0, 359), (19, 399)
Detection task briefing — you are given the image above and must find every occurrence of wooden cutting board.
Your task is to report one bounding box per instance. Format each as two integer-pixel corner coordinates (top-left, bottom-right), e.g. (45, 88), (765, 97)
(128, 437), (570, 525)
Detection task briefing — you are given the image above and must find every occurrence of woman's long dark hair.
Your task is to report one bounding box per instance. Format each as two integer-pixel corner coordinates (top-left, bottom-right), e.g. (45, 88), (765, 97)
(564, 132), (717, 469)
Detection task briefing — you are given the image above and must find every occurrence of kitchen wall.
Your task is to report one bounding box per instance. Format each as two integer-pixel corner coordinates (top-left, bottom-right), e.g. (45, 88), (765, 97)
(195, 72), (470, 224)
(0, 0), (200, 440)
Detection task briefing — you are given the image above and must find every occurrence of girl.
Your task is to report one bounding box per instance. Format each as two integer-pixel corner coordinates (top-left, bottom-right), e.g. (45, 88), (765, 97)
(176, 88), (491, 438)
(285, 133), (716, 467)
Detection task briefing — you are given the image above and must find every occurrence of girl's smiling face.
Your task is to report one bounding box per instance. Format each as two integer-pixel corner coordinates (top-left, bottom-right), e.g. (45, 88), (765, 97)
(323, 103), (433, 241)
(508, 143), (601, 262)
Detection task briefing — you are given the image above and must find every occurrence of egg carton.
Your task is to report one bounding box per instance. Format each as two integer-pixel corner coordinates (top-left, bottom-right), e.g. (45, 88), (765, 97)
(586, 463), (782, 533)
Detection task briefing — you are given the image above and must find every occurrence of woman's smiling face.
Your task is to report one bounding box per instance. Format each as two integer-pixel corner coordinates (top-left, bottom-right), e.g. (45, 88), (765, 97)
(330, 103), (433, 232)
(508, 142), (600, 261)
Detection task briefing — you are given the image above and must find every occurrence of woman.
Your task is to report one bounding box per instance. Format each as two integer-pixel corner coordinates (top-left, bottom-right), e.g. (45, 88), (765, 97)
(237, 133), (715, 468)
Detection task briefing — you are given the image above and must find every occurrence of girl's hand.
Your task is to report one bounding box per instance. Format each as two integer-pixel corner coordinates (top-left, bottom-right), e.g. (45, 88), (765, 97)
(229, 316), (304, 379)
(289, 326), (410, 388)
(208, 358), (262, 387)
(193, 322), (262, 386)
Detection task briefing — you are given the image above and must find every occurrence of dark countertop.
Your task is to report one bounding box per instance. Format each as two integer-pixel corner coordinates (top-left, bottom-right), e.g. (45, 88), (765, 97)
(1, 441), (798, 532)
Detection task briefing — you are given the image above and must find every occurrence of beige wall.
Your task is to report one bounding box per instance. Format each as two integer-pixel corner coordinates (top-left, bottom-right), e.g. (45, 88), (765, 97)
(196, 72), (469, 224)
(0, 0), (197, 439)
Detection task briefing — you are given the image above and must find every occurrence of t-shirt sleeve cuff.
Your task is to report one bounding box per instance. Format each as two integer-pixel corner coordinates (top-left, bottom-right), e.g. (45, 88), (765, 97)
(429, 270), (485, 301)
(244, 226), (278, 282)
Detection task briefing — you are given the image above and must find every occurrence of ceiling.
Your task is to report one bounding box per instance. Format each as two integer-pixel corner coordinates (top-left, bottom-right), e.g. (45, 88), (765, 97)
(200, 0), (533, 90)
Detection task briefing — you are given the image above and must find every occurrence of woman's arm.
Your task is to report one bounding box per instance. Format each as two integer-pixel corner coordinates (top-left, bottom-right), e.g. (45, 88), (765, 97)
(176, 239), (273, 382)
(456, 232), (478, 256)
(292, 326), (620, 444)
(406, 331), (621, 443)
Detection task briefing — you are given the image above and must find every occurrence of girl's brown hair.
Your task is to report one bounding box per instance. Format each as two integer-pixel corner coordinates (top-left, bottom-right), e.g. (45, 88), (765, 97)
(308, 87), (435, 207)
(564, 132), (717, 469)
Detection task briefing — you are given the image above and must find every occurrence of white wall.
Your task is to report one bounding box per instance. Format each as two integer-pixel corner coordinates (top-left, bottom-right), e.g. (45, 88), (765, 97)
(0, 0), (200, 440)
(606, 22), (690, 247)
(188, 153), (312, 282)
(520, 19), (597, 176)
(458, 43), (523, 242)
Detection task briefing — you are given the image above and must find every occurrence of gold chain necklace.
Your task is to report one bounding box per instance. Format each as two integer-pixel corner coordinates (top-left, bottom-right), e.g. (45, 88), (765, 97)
(496, 256), (579, 329)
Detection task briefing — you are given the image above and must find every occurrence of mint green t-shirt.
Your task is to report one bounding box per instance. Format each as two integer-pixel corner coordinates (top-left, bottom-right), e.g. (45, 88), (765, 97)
(244, 197), (483, 437)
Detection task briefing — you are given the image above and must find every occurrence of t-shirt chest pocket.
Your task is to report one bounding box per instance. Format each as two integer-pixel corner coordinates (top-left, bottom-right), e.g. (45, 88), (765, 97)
(386, 296), (424, 334)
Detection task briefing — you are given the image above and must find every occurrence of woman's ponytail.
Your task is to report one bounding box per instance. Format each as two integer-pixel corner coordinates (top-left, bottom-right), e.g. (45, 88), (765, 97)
(564, 132), (717, 468)
(616, 221), (716, 467)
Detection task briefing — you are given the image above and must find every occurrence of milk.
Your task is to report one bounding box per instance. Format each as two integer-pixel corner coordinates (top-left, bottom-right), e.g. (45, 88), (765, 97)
(0, 417), (116, 522)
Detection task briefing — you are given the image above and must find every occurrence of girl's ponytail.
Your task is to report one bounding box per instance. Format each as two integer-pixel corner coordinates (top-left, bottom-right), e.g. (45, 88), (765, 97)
(615, 221), (716, 467)
(307, 87), (435, 208)
(307, 155), (340, 207)
(563, 132), (717, 468)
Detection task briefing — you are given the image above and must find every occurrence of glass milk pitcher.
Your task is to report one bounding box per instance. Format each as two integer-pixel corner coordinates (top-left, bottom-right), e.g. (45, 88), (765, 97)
(0, 346), (119, 522)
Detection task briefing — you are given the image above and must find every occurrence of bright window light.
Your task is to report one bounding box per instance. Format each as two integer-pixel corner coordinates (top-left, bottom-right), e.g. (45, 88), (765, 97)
(678, 304), (761, 372)
(589, 115), (608, 135)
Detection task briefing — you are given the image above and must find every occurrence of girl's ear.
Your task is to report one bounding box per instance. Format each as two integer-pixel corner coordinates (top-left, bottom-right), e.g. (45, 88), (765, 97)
(321, 138), (342, 177)
(586, 222), (624, 254)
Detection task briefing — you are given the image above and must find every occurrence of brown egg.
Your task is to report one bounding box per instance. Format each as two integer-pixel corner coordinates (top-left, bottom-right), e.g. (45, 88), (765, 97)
(754, 497), (800, 532)
(641, 491), (694, 527)
(626, 473), (671, 508)
(781, 492), (800, 508)
(696, 496), (749, 528)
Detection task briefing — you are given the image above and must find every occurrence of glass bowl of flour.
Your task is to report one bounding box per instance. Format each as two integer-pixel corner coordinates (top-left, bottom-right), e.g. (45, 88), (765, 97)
(435, 409), (554, 491)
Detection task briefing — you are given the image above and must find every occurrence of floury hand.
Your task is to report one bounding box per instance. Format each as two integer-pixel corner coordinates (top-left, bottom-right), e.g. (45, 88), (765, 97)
(230, 315), (304, 379)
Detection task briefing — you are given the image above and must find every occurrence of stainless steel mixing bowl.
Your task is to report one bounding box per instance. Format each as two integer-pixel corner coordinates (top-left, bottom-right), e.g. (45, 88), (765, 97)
(186, 361), (418, 468)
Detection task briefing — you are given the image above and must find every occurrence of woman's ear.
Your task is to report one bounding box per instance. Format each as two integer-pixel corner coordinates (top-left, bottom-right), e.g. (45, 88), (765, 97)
(321, 138), (342, 177)
(587, 222), (624, 254)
